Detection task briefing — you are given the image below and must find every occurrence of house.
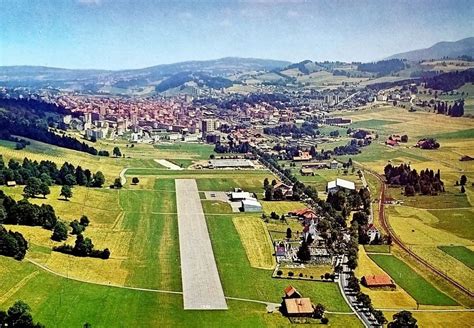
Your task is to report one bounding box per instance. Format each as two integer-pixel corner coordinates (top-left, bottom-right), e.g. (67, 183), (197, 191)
(329, 160), (338, 169)
(300, 168), (314, 176)
(327, 178), (356, 193)
(366, 224), (380, 242)
(274, 182), (293, 198)
(6, 181), (16, 187)
(289, 208), (318, 223)
(293, 151), (312, 162)
(283, 285), (302, 299)
(385, 139), (399, 147)
(241, 198), (262, 212)
(282, 298), (314, 317)
(361, 274), (396, 288)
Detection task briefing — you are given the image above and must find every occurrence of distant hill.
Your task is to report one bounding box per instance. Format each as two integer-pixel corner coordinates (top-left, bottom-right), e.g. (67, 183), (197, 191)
(387, 37), (474, 61)
(283, 60), (325, 74)
(0, 57), (290, 93)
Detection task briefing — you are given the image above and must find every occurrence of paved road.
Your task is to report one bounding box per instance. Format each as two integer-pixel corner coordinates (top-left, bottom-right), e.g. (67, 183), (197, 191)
(338, 255), (376, 327)
(175, 179), (228, 310)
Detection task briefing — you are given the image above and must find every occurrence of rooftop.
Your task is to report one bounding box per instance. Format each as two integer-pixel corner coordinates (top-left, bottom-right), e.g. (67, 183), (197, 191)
(284, 298), (313, 315)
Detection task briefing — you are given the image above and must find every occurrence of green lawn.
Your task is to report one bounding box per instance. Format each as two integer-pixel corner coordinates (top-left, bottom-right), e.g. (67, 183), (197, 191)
(201, 200), (234, 214)
(363, 245), (391, 254)
(153, 143), (216, 160)
(438, 246), (474, 269)
(368, 254), (457, 306)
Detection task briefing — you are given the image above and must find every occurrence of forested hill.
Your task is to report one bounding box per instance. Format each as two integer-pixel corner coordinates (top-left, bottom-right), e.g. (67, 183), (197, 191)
(0, 97), (104, 156)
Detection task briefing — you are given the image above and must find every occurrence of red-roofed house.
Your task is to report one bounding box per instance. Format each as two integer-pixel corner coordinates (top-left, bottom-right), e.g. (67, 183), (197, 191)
(361, 274), (395, 288)
(284, 285), (302, 299)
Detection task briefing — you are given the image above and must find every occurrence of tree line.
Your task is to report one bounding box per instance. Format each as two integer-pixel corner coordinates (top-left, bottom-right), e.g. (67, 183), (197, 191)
(0, 300), (44, 328)
(434, 100), (465, 117)
(0, 155), (105, 188)
(53, 233), (110, 259)
(0, 225), (28, 260)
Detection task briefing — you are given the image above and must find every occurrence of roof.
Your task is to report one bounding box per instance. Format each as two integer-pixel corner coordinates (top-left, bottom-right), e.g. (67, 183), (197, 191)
(231, 192), (252, 199)
(274, 182), (292, 190)
(328, 178), (355, 190)
(284, 285), (296, 297)
(241, 198), (261, 207)
(362, 274), (394, 287)
(6, 181), (16, 186)
(284, 298), (313, 315)
(209, 159), (254, 168)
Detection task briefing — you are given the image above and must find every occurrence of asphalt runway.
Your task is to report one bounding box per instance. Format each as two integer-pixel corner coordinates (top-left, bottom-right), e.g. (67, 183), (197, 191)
(175, 179), (228, 310)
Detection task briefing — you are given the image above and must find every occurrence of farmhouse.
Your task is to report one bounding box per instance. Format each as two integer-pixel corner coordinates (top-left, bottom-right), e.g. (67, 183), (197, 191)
(274, 182), (294, 198)
(6, 181), (16, 187)
(366, 224), (381, 242)
(327, 178), (355, 193)
(208, 159), (255, 169)
(361, 274), (396, 288)
(283, 298), (314, 318)
(385, 139), (399, 147)
(300, 168), (314, 176)
(289, 208), (318, 223)
(284, 285), (302, 299)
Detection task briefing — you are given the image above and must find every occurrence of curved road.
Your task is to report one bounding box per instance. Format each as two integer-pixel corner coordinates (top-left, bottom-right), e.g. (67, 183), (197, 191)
(367, 170), (474, 299)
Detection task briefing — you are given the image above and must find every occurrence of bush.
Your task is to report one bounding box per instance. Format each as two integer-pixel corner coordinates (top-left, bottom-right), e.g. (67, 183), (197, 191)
(321, 317), (329, 324)
(288, 271), (294, 277)
(276, 270), (283, 276)
(299, 273), (303, 277)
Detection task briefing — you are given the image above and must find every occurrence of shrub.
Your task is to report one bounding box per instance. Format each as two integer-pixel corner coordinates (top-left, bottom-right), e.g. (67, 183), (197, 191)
(288, 271), (294, 277)
(277, 270), (283, 276)
(321, 317), (329, 324)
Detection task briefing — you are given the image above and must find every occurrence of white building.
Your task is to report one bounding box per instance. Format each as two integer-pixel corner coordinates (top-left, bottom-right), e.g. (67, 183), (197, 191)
(327, 178), (356, 193)
(241, 198), (262, 212)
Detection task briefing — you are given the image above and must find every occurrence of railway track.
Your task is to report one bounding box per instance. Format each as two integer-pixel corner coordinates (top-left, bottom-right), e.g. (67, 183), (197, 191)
(368, 170), (474, 299)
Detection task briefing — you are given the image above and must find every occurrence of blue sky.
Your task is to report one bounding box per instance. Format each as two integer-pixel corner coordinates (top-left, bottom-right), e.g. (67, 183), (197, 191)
(1, 0), (473, 69)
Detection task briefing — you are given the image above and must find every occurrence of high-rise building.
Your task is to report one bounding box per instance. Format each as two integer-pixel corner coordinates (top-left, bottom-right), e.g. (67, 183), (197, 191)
(201, 119), (217, 137)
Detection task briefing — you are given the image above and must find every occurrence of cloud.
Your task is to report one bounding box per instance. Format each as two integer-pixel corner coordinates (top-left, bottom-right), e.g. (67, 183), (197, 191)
(287, 10), (300, 17)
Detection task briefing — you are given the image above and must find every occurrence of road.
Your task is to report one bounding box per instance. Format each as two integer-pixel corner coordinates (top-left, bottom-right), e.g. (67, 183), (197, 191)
(367, 170), (474, 299)
(337, 255), (379, 327)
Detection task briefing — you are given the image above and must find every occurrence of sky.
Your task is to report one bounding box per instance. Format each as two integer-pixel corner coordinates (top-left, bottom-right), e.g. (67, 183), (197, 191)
(1, 0), (473, 70)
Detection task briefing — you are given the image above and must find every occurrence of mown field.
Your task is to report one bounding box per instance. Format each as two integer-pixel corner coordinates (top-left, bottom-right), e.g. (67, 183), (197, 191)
(438, 246), (474, 270)
(369, 254), (457, 306)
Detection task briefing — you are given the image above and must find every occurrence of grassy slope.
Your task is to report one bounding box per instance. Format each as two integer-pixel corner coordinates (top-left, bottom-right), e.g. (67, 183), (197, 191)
(438, 246), (474, 270)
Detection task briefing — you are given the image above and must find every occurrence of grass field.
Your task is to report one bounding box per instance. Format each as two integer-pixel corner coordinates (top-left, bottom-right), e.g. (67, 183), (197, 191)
(368, 254), (457, 306)
(355, 247), (417, 309)
(260, 201), (306, 215)
(383, 311), (474, 328)
(438, 246), (474, 270)
(363, 245), (391, 254)
(233, 216), (275, 270)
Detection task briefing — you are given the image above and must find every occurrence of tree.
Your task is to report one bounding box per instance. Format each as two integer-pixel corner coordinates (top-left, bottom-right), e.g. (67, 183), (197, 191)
(113, 147), (122, 158)
(388, 310), (418, 328)
(113, 178), (123, 189)
(70, 220), (85, 235)
(23, 177), (42, 198)
(373, 310), (387, 325)
(321, 317), (329, 325)
(313, 303), (325, 319)
(286, 227), (292, 239)
(51, 221), (68, 241)
(460, 174), (467, 186)
(39, 182), (50, 198)
(64, 173), (77, 186)
(80, 215), (90, 227)
(60, 185), (73, 200)
(92, 171), (105, 188)
(297, 241), (311, 262)
(73, 234), (94, 256)
(263, 178), (269, 188)
(461, 185), (465, 193)
(132, 177), (140, 185)
(0, 300), (44, 328)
